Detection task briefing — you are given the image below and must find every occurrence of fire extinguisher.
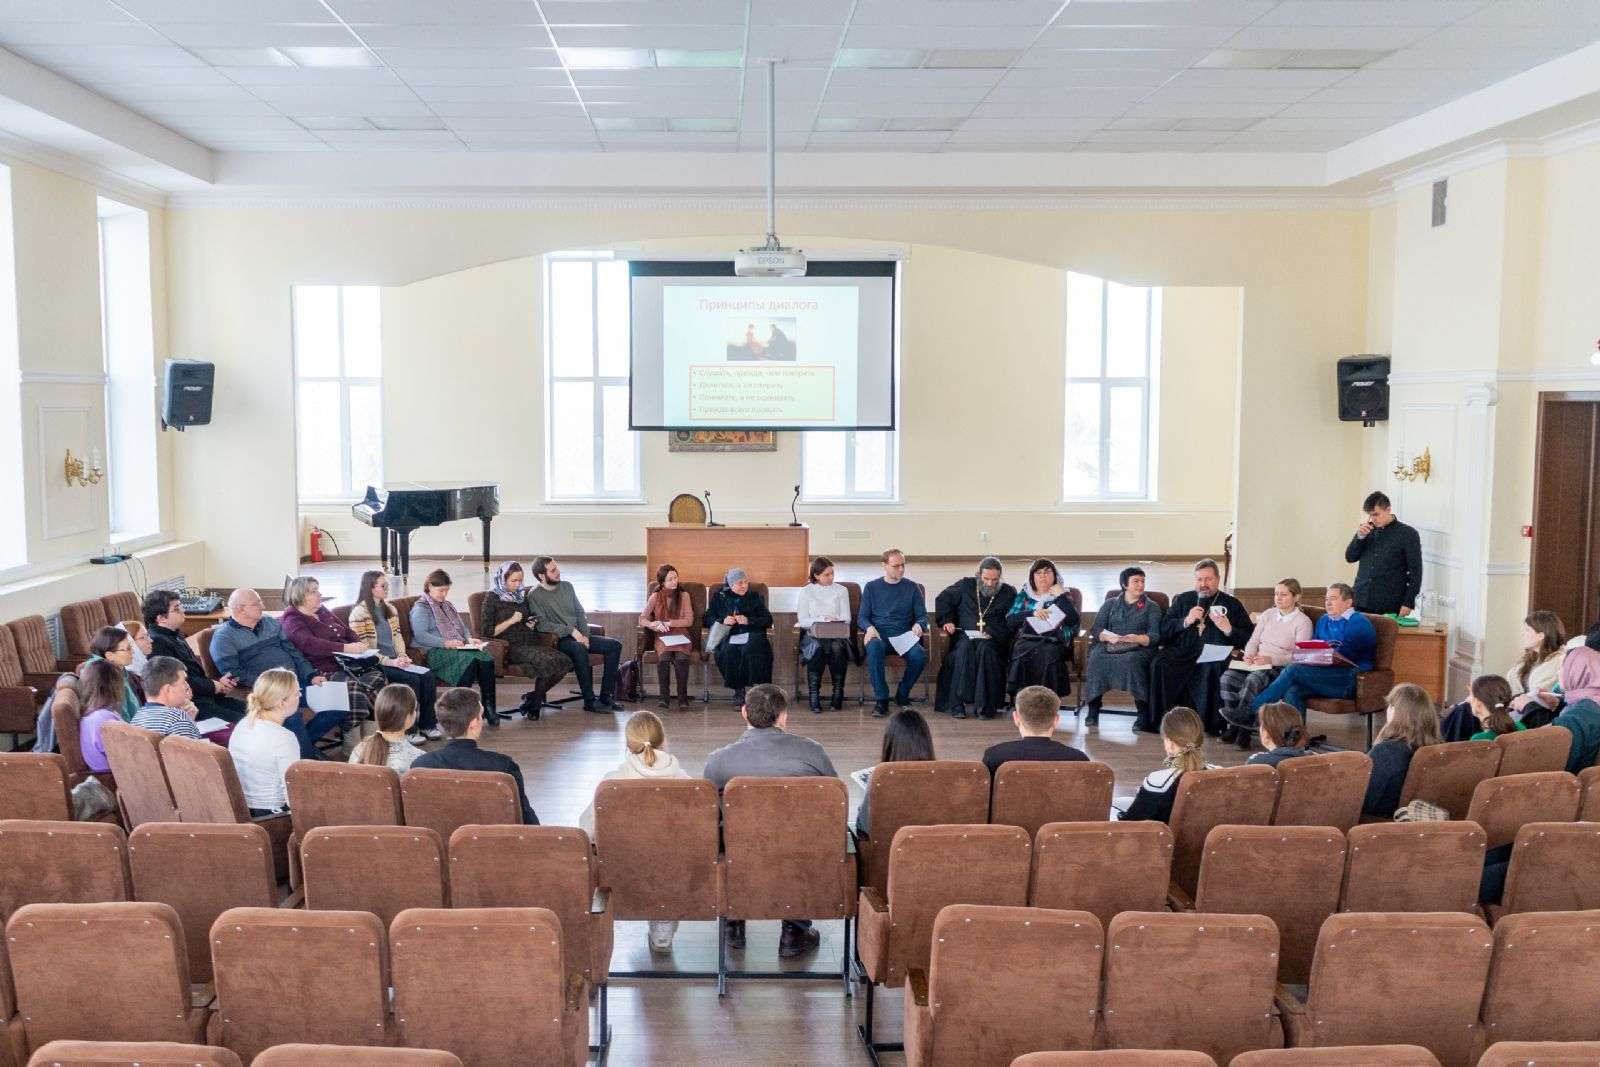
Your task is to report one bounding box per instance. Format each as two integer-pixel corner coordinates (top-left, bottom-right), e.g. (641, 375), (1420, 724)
(308, 527), (324, 563)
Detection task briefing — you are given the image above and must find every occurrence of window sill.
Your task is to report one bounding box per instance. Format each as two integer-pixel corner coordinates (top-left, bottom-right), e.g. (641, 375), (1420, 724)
(542, 498), (650, 506)
(800, 498), (902, 506)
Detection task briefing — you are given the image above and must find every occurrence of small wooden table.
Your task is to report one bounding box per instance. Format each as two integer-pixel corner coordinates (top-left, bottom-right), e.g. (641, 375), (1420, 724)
(1392, 623), (1449, 701)
(645, 523), (810, 588)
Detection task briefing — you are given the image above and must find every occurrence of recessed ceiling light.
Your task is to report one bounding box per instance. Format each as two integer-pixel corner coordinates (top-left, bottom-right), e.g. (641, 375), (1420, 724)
(1197, 49), (1293, 69)
(1279, 49), (1391, 70)
(835, 49), (926, 69)
(655, 49), (743, 68)
(814, 117), (885, 132)
(296, 116), (373, 130)
(192, 47), (294, 67)
(369, 116), (447, 131)
(593, 116), (666, 131)
(667, 117), (738, 132)
(279, 47), (380, 68)
(884, 118), (959, 132)
(561, 47), (653, 69)
(924, 49), (1020, 70)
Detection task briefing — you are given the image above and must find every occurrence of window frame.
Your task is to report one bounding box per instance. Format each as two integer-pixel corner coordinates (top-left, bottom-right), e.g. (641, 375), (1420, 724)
(542, 251), (643, 503)
(1062, 275), (1161, 502)
(800, 429), (900, 503)
(291, 285), (384, 505)
(97, 198), (161, 545)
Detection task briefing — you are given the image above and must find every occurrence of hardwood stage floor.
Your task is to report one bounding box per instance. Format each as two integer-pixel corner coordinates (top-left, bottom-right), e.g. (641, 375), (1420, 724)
(302, 556), (1363, 1065)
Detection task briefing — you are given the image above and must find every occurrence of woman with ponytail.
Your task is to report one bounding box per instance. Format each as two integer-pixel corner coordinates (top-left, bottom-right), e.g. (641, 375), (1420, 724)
(579, 710), (689, 954)
(1121, 706), (1215, 823)
(1467, 674), (1523, 741)
(1248, 702), (1311, 767)
(227, 667), (303, 815)
(350, 684), (426, 773)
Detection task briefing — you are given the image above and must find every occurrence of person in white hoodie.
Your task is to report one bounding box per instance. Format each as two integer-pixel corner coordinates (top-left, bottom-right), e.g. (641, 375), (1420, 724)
(580, 710), (690, 953)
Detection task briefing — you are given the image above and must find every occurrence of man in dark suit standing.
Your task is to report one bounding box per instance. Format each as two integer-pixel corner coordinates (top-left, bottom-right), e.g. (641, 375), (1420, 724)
(1345, 490), (1424, 617)
(412, 687), (538, 825)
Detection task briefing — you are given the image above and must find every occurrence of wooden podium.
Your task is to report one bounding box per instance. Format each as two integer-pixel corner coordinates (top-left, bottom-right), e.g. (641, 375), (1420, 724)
(645, 524), (810, 588)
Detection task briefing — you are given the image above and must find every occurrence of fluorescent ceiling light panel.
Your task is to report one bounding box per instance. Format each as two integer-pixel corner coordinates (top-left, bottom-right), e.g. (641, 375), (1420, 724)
(593, 116), (667, 130)
(1197, 49), (1295, 68)
(191, 47), (295, 66)
(280, 46), (380, 67)
(1278, 49), (1392, 69)
(924, 49), (1021, 69)
(560, 47), (653, 68)
(835, 48), (927, 68)
(667, 117), (738, 131)
(654, 49), (744, 67)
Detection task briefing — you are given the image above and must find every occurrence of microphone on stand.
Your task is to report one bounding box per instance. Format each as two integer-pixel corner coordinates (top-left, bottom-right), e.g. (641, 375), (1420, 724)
(789, 484), (802, 528)
(704, 490), (724, 527)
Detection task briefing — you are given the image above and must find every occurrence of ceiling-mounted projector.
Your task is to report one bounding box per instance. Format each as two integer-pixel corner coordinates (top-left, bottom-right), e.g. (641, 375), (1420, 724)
(734, 247), (806, 277)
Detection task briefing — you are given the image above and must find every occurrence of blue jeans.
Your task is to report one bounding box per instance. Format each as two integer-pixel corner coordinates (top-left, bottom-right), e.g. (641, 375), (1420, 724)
(286, 708), (350, 758)
(1251, 665), (1356, 713)
(864, 637), (927, 701)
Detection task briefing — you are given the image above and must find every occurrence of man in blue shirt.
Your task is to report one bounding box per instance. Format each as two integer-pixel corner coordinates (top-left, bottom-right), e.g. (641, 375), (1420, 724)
(1250, 582), (1377, 714)
(210, 588), (348, 758)
(857, 548), (928, 718)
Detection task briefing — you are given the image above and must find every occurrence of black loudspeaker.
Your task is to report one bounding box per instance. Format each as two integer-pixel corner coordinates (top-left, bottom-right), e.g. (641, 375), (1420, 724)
(162, 359), (213, 431)
(1336, 354), (1390, 424)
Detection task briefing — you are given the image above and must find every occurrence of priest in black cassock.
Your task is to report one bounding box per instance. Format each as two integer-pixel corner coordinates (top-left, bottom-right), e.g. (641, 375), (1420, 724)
(933, 557), (1016, 720)
(1142, 558), (1253, 734)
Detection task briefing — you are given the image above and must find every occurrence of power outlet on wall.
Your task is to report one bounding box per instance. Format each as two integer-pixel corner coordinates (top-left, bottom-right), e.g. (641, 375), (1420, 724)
(979, 530), (990, 545)
(462, 528), (475, 542)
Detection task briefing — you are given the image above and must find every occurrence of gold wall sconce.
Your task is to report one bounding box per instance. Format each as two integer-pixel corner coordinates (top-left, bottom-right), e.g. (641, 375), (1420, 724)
(1393, 446), (1432, 483)
(64, 447), (103, 487)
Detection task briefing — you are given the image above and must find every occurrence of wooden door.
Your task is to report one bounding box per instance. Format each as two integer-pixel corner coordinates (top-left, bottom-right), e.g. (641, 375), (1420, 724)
(1529, 393), (1600, 638)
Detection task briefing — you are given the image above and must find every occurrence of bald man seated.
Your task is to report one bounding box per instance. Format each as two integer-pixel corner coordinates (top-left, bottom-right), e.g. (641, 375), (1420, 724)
(209, 588), (349, 758)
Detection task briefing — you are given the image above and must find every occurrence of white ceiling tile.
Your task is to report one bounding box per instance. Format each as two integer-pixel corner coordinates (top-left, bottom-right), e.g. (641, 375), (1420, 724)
(1085, 130), (1228, 144)
(1222, 128), (1356, 144)
(117, 0), (336, 21)
(133, 99), (282, 117)
(843, 25), (1040, 49)
(826, 68), (1001, 87)
(415, 85), (579, 103)
(593, 117), (666, 132)
(190, 47), (295, 67)
(542, 1), (749, 24)
(1017, 48), (1208, 69)
(1172, 116), (1259, 132)
(222, 66), (403, 86)
(581, 87), (741, 105)
(292, 116), (372, 130)
(944, 126), (1085, 139)
(1160, 68), (1351, 89)
(808, 130), (950, 144)
(443, 115), (597, 131)
(373, 47), (562, 68)
(589, 99), (740, 118)
(88, 83), (261, 101)
(822, 85), (991, 102)
(0, 1), (133, 20)
(1306, 85), (1457, 105)
(1138, 85), (1316, 103)
(549, 26), (744, 49)
(208, 140), (335, 150)
(176, 126), (328, 141)
(973, 91), (1147, 114)
(819, 100), (974, 118)
(1052, 1), (1277, 25)
(249, 86), (421, 106)
(995, 67), (1175, 89)
(1257, 2), (1486, 26)
(942, 140), (1078, 150)
(570, 68), (740, 87)
(852, 1), (1061, 26)
(458, 131), (598, 144)
(0, 22), (165, 45)
(60, 64), (236, 86)
(598, 130), (736, 143)
(1034, 26), (1243, 50)
(168, 116), (306, 131)
(1368, 46), (1564, 68)
(325, 1), (551, 24)
(1461, 1), (1600, 27)
(386, 67), (573, 87)
(1417, 24), (1598, 49)
(429, 100), (588, 117)
(1107, 117), (1178, 131)
(1222, 25), (1437, 49)
(11, 43), (207, 66)
(353, 24), (555, 49)
(749, 0), (853, 24)
(1250, 116), (1389, 131)
(960, 116), (1106, 131)
(1333, 67), (1503, 90)
(745, 27), (843, 61)
(313, 128), (460, 143)
(1275, 100), (1423, 117)
(1122, 99), (1283, 117)
(156, 23), (360, 47)
(738, 106), (815, 130)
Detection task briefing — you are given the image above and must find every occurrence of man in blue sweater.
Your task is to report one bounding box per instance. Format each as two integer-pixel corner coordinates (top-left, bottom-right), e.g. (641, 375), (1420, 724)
(210, 588), (348, 758)
(1250, 582), (1377, 714)
(857, 548), (928, 718)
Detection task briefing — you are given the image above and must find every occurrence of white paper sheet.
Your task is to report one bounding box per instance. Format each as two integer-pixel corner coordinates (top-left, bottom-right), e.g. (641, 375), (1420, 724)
(963, 629), (986, 640)
(850, 767), (874, 791)
(729, 632), (750, 646)
(306, 680), (351, 712)
(659, 634), (690, 648)
(889, 630), (920, 655)
(1026, 603), (1067, 634)
(1197, 643), (1234, 665)
(399, 663), (430, 675)
(195, 718), (230, 734)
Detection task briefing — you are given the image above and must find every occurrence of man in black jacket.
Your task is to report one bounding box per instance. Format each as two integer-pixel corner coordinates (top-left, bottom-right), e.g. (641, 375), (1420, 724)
(411, 687), (539, 825)
(1144, 559), (1253, 734)
(1345, 491), (1424, 616)
(141, 590), (246, 723)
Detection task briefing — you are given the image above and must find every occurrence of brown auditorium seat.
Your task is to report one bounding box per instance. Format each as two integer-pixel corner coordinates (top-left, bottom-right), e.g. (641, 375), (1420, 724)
(1167, 764), (1279, 897)
(1272, 751), (1372, 832)
(390, 907), (587, 1066)
(448, 826), (613, 1008)
(857, 825), (1032, 1056)
(0, 756), (71, 822)
(1100, 912), (1281, 1063)
(460, 593), (512, 679)
(720, 776), (854, 991)
(157, 736), (291, 882)
(1190, 825), (1345, 985)
(990, 761), (1114, 838)
(905, 905), (1101, 1067)
(4, 618), (71, 678)
(301, 826), (446, 927)
(1029, 822), (1173, 927)
(1340, 822), (1486, 914)
(58, 602), (109, 663)
(1398, 740), (1503, 820)
(1013, 1054), (1216, 1067)
(1467, 771), (1582, 849)
(1278, 912), (1493, 1067)
(99, 725), (178, 829)
(6, 902), (205, 1050)
(1477, 1042), (1600, 1066)
(1304, 612), (1397, 749)
(1232, 1049), (1441, 1066)
(1497, 726), (1577, 776)
(0, 626), (49, 749)
(287, 762), (403, 837)
(1578, 767), (1600, 822)
(1475, 910), (1600, 1056)
(97, 595), (139, 630)
(592, 778), (722, 932)
(399, 768), (521, 856)
(209, 908), (390, 1063)
(252, 1047), (462, 1067)
(126, 824), (280, 984)
(191, 628), (227, 685)
(855, 760), (990, 893)
(47, 687), (94, 790)
(25, 1041), (241, 1066)
(0, 822), (130, 919)
(1496, 823), (1600, 918)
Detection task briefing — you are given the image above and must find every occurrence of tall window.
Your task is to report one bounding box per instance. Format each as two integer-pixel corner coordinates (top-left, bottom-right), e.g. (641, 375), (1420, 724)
(292, 285), (382, 502)
(0, 165), (21, 570)
(1063, 272), (1161, 500)
(98, 198), (160, 542)
(544, 252), (640, 500)
(802, 431), (898, 501)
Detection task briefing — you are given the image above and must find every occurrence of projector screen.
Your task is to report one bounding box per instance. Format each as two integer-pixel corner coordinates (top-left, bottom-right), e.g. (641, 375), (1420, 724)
(628, 260), (897, 431)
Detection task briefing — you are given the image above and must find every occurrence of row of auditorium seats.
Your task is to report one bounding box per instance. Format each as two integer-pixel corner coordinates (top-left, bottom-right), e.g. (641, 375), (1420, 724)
(24, 1044), (460, 1067)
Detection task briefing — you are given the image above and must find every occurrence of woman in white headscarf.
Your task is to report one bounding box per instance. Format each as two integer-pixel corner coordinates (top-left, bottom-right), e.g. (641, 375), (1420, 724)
(476, 560), (575, 720)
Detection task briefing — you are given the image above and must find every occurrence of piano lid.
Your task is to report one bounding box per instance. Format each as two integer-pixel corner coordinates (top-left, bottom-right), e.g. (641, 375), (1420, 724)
(368, 480), (499, 492)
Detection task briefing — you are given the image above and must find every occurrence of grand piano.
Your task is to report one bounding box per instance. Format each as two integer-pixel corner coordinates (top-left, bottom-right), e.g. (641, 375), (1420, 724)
(352, 481), (500, 580)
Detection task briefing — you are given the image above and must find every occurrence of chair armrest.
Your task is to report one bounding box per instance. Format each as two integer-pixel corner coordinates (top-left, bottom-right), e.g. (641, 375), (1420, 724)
(565, 971), (588, 1015)
(588, 623), (606, 636)
(1274, 983), (1307, 1017)
(1166, 880), (1195, 911)
(1354, 669), (1395, 712)
(861, 887), (886, 914)
(856, 887), (891, 983)
(0, 685), (37, 722)
(277, 886), (305, 908)
(21, 672), (63, 693)
(907, 968), (929, 1007)
(56, 659), (80, 674)
(591, 886), (611, 916)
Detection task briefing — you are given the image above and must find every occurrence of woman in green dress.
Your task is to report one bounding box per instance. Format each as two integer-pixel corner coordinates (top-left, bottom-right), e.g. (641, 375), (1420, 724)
(409, 569), (501, 725)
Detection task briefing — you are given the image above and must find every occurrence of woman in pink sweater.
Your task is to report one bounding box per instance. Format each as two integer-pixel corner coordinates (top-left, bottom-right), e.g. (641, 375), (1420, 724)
(1219, 578), (1313, 746)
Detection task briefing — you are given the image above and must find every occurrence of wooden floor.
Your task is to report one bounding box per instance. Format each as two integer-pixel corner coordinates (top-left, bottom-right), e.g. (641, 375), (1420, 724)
(302, 556), (1365, 1065)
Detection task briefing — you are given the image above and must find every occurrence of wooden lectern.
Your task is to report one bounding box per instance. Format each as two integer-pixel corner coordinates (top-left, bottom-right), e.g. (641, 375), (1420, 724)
(645, 524), (810, 587)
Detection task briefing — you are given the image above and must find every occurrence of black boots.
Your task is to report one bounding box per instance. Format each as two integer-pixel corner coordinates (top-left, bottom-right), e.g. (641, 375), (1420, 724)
(807, 671), (824, 714)
(830, 683), (845, 710)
